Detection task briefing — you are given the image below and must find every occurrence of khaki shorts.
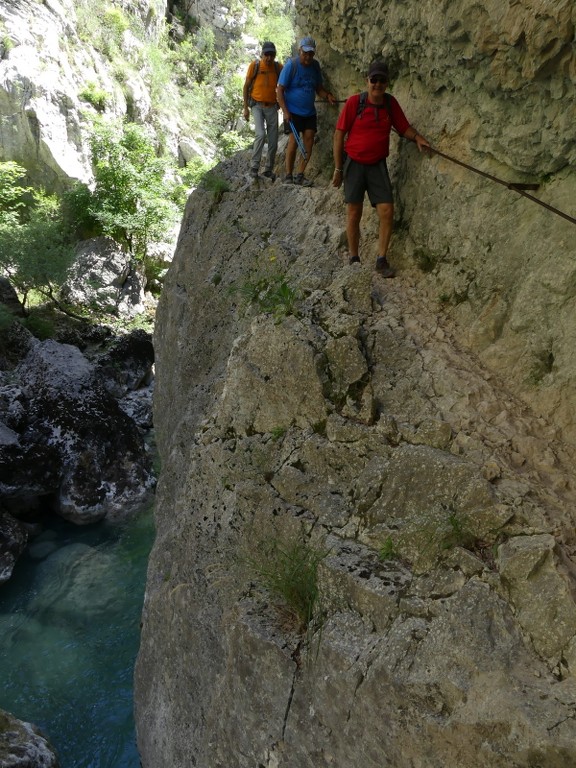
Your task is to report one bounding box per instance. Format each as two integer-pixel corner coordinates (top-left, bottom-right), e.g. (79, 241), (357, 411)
(343, 157), (393, 206)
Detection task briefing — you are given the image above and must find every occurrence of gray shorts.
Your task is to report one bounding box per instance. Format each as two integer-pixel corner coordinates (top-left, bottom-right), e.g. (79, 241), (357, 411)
(343, 157), (393, 206)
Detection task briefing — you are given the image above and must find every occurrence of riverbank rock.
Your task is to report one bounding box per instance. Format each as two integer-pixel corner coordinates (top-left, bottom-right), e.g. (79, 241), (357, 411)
(59, 237), (147, 319)
(0, 708), (59, 768)
(0, 512), (28, 584)
(0, 338), (154, 526)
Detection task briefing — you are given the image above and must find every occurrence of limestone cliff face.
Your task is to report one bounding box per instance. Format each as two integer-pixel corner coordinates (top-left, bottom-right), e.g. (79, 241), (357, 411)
(135, 3), (576, 766)
(135, 140), (576, 766)
(0, 0), (166, 190)
(299, 0), (576, 445)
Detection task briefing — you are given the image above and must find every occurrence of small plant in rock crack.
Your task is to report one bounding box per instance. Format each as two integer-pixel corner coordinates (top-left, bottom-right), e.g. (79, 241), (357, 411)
(440, 511), (478, 550)
(200, 170), (230, 202)
(378, 536), (399, 561)
(230, 272), (300, 322)
(270, 425), (287, 440)
(246, 531), (328, 633)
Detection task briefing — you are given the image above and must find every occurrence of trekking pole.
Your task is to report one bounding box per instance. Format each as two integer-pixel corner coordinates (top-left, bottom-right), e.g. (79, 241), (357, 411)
(289, 120), (308, 161)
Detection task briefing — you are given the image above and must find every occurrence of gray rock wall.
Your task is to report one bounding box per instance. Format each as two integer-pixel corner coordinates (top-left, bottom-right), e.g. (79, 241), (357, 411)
(297, 0), (576, 444)
(135, 3), (576, 766)
(0, 0), (167, 190)
(135, 148), (576, 767)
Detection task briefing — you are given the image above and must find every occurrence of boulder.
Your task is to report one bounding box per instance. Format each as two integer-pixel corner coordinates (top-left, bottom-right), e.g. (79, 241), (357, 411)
(0, 708), (59, 768)
(0, 512), (28, 584)
(0, 321), (36, 370)
(0, 339), (154, 525)
(95, 328), (154, 399)
(60, 237), (146, 319)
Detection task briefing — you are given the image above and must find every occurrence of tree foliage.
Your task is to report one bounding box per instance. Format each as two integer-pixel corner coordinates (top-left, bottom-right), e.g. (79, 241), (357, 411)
(83, 120), (181, 259)
(0, 163), (74, 306)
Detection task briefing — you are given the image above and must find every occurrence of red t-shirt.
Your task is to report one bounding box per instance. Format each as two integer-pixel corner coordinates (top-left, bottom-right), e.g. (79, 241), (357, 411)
(336, 92), (411, 164)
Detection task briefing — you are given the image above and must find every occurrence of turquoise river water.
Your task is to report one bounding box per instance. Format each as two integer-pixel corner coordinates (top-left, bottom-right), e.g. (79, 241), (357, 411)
(0, 503), (154, 767)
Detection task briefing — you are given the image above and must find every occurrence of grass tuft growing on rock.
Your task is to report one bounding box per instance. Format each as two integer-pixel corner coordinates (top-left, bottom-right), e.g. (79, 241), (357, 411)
(246, 531), (328, 632)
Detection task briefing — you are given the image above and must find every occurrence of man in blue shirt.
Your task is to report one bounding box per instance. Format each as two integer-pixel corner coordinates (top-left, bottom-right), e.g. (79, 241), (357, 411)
(276, 36), (336, 186)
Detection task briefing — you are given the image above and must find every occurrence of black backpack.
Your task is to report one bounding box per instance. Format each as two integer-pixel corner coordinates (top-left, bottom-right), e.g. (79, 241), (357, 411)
(356, 91), (392, 122)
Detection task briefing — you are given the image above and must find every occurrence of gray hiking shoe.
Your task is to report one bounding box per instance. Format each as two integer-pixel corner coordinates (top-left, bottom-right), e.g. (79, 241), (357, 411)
(349, 255), (361, 265)
(375, 256), (395, 278)
(250, 168), (259, 179)
(262, 170), (276, 181)
(294, 173), (313, 187)
(283, 173), (294, 184)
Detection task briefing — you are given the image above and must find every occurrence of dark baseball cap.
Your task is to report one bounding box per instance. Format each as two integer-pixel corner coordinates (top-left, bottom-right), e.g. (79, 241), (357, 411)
(368, 61), (389, 79)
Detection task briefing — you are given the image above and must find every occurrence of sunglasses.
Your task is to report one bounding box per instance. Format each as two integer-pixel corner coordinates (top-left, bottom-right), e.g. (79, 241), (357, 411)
(264, 52), (276, 57)
(369, 76), (387, 84)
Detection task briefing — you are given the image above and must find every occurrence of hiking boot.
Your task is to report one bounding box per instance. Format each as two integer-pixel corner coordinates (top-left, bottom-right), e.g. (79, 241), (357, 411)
(349, 255), (361, 265)
(249, 168), (259, 179)
(262, 170), (276, 181)
(294, 173), (313, 187)
(375, 256), (395, 278)
(283, 173), (294, 184)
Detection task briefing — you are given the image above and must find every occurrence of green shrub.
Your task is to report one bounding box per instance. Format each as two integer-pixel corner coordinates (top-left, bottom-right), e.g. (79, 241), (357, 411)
(439, 511), (478, 551)
(61, 182), (101, 241)
(79, 82), (109, 112)
(0, 161), (27, 218)
(103, 6), (129, 38)
(179, 157), (214, 188)
(218, 130), (252, 158)
(378, 536), (399, 561)
(23, 312), (56, 340)
(200, 170), (230, 201)
(1, 35), (14, 57)
(144, 40), (176, 112)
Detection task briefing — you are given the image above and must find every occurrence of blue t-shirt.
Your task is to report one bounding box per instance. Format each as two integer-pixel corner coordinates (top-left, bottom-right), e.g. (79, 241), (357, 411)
(278, 58), (322, 117)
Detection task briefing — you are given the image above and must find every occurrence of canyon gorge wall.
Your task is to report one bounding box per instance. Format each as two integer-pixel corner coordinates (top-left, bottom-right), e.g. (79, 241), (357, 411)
(135, 3), (576, 765)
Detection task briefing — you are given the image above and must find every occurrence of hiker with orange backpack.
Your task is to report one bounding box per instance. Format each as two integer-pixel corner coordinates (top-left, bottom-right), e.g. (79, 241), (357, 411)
(333, 60), (430, 276)
(243, 42), (283, 180)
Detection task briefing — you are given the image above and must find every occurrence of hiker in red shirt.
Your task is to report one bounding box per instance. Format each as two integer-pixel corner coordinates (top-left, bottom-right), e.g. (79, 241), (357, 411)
(243, 42), (283, 181)
(333, 61), (430, 276)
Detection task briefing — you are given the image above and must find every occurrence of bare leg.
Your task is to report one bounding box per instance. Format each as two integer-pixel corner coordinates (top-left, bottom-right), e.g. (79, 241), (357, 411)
(376, 202), (394, 257)
(296, 129), (316, 174)
(285, 135), (297, 175)
(346, 202), (364, 258)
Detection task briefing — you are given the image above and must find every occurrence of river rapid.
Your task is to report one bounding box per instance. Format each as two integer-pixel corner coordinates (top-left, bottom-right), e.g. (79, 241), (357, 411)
(0, 503), (154, 767)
